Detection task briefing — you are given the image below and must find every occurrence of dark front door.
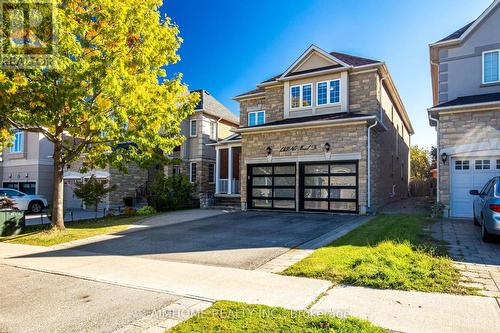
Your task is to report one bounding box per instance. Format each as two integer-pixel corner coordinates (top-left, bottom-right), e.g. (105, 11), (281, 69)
(247, 163), (296, 211)
(299, 162), (358, 213)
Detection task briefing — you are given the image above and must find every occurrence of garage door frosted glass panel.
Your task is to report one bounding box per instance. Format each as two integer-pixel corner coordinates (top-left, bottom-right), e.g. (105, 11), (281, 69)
(252, 188), (272, 197)
(252, 177), (272, 186)
(274, 188), (295, 198)
(253, 199), (272, 208)
(304, 165), (328, 174)
(304, 176), (329, 186)
(330, 202), (356, 211)
(274, 177), (295, 186)
(330, 188), (356, 199)
(304, 188), (328, 199)
(252, 166), (272, 175)
(304, 201), (329, 210)
(330, 164), (356, 174)
(273, 200), (295, 209)
(274, 166), (295, 175)
(330, 176), (356, 186)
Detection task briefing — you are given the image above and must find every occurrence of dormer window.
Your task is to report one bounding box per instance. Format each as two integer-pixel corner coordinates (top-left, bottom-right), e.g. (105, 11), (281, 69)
(483, 50), (499, 84)
(290, 84), (312, 109)
(248, 111), (265, 126)
(317, 79), (341, 106)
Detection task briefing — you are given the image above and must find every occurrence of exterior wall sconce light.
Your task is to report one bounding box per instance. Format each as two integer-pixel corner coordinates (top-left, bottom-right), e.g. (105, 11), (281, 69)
(441, 152), (448, 165)
(8, 173), (12, 179)
(25, 173), (29, 178)
(324, 142), (331, 159)
(266, 146), (273, 162)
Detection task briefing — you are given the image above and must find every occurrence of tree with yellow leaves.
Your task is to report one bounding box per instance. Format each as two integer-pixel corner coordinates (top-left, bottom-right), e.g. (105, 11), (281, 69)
(0, 0), (198, 230)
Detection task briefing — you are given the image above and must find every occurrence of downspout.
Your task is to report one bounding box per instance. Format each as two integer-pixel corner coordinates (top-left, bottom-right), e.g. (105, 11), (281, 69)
(367, 120), (378, 210)
(379, 76), (386, 124)
(429, 113), (439, 203)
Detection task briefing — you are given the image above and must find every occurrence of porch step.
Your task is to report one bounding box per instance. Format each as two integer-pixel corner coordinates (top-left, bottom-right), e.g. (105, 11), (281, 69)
(213, 196), (241, 210)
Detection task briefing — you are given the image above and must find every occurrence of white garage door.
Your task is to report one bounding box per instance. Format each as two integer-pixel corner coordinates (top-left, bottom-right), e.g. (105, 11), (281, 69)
(451, 157), (500, 218)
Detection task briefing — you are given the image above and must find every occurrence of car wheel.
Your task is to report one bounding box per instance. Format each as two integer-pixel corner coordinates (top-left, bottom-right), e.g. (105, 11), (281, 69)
(473, 212), (480, 226)
(481, 220), (493, 243)
(28, 201), (43, 214)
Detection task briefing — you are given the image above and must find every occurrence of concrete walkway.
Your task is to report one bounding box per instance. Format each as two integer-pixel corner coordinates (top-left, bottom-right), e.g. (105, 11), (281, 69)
(0, 242), (330, 311)
(2, 241), (500, 333)
(313, 286), (500, 333)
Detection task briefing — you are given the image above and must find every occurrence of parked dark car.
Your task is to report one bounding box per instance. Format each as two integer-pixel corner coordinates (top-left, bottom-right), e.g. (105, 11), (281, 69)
(470, 176), (500, 242)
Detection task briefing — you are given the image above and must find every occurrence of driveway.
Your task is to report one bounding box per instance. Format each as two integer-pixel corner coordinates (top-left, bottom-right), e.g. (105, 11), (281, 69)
(432, 218), (500, 298)
(71, 211), (362, 270)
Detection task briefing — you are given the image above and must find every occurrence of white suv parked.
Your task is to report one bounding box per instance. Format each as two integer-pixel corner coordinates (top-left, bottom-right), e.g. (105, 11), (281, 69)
(0, 188), (48, 213)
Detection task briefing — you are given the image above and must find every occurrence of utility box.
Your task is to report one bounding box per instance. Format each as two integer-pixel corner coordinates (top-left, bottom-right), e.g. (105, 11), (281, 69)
(0, 210), (26, 237)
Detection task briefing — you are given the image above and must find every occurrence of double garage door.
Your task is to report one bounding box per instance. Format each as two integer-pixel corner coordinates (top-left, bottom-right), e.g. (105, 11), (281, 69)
(248, 162), (358, 213)
(451, 156), (499, 218)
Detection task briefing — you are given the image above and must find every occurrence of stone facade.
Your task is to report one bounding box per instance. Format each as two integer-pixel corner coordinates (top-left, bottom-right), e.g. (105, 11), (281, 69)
(437, 109), (500, 209)
(237, 64), (411, 213)
(240, 124), (369, 212)
(108, 164), (148, 206)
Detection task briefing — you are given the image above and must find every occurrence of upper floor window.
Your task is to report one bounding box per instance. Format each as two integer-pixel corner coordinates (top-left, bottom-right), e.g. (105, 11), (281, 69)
(290, 84), (312, 109)
(10, 129), (23, 153)
(483, 50), (499, 84)
(248, 111), (265, 126)
(189, 120), (197, 137)
(317, 80), (341, 106)
(209, 121), (217, 140)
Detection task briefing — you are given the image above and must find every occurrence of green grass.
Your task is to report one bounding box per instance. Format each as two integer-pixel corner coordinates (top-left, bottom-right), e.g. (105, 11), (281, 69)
(0, 215), (145, 246)
(168, 301), (386, 333)
(283, 214), (475, 295)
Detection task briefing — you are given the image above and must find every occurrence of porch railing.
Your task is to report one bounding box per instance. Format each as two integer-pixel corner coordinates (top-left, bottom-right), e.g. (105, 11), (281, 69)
(217, 179), (239, 194)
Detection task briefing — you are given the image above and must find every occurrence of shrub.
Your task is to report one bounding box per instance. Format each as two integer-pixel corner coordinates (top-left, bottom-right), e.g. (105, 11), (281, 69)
(149, 174), (195, 211)
(137, 205), (157, 216)
(123, 206), (136, 216)
(73, 175), (116, 211)
(0, 196), (17, 210)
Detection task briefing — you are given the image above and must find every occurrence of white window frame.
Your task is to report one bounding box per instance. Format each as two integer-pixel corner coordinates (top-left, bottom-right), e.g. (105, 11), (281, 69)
(209, 121), (217, 140)
(316, 79), (341, 106)
(290, 83), (313, 110)
(208, 163), (215, 183)
(10, 129), (23, 153)
(248, 110), (265, 126)
(189, 120), (197, 137)
(189, 162), (197, 183)
(482, 49), (500, 84)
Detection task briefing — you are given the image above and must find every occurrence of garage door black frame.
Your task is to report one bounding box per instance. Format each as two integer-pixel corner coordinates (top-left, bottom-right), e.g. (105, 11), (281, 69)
(299, 161), (359, 214)
(247, 163), (296, 211)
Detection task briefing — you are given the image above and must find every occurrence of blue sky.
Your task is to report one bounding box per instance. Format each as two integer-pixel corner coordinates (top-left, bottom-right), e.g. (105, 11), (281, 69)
(162, 0), (493, 149)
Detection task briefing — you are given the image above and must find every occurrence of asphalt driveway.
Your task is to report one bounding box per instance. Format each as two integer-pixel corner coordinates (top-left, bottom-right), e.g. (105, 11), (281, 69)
(72, 211), (362, 270)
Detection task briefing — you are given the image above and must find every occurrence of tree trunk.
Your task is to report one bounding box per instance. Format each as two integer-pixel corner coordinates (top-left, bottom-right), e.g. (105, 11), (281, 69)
(51, 142), (65, 230)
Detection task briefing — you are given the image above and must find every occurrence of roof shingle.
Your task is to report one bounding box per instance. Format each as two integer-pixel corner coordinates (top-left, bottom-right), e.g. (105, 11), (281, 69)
(433, 92), (500, 108)
(436, 21), (475, 43)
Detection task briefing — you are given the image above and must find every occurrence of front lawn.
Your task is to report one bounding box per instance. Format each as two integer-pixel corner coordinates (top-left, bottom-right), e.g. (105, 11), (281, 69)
(168, 301), (386, 333)
(283, 214), (475, 295)
(0, 215), (145, 246)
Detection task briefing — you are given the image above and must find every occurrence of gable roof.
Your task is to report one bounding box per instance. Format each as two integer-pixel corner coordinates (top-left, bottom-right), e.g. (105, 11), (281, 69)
(431, 0), (500, 46)
(191, 89), (239, 124)
(235, 47), (381, 98)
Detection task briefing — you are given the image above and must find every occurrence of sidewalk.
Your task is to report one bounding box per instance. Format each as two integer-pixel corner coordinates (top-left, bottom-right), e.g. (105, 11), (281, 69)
(1, 241), (500, 333)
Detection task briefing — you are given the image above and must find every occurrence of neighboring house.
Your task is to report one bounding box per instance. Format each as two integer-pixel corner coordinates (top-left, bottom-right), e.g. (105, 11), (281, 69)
(428, 0), (500, 218)
(1, 91), (237, 210)
(0, 131), (54, 199)
(165, 89), (239, 194)
(215, 44), (414, 214)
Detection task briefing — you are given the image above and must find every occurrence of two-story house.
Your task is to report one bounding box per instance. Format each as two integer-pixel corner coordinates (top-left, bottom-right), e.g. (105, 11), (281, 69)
(428, 0), (500, 218)
(2, 89), (238, 211)
(166, 89), (239, 194)
(215, 45), (414, 214)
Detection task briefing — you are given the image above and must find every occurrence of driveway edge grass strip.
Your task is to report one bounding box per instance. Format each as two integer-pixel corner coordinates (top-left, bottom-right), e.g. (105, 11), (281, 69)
(282, 214), (478, 295)
(0, 215), (146, 246)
